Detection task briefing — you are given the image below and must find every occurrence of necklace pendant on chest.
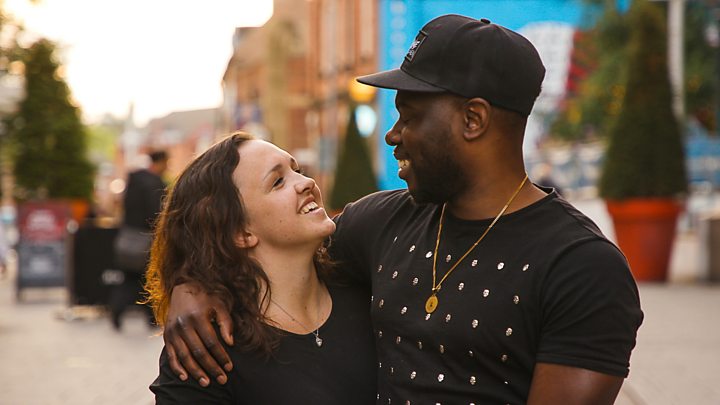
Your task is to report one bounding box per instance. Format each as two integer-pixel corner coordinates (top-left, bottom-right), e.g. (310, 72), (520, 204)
(425, 294), (439, 314)
(315, 335), (323, 347)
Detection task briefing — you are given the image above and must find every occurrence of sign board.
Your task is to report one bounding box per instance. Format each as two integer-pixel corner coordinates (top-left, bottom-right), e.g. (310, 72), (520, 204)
(16, 201), (70, 298)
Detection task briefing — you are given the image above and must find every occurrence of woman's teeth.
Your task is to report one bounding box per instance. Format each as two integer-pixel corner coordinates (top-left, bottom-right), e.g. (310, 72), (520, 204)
(300, 201), (319, 214)
(398, 159), (410, 170)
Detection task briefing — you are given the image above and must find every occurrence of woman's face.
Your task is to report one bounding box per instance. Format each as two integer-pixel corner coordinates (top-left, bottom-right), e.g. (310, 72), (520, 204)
(233, 140), (336, 249)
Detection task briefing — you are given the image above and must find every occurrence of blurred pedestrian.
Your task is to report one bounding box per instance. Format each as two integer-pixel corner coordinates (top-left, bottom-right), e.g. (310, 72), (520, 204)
(110, 150), (168, 330)
(533, 162), (564, 196)
(0, 219), (9, 278)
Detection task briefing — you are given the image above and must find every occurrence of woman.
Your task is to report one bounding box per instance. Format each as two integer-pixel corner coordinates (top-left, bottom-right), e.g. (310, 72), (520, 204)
(146, 132), (377, 404)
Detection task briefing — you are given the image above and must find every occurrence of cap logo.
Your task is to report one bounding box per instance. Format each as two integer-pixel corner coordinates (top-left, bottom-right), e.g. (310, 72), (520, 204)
(405, 31), (427, 62)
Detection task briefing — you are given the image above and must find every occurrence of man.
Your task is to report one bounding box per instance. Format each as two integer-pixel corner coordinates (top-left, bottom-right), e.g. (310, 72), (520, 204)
(161, 15), (643, 403)
(110, 150), (168, 330)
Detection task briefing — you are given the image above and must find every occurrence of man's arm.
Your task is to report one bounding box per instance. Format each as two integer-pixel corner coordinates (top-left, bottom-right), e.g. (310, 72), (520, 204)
(527, 363), (623, 405)
(163, 283), (234, 386)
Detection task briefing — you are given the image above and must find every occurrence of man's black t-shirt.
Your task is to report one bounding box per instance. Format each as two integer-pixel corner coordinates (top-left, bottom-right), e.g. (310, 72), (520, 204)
(330, 189), (643, 404)
(151, 283), (377, 404)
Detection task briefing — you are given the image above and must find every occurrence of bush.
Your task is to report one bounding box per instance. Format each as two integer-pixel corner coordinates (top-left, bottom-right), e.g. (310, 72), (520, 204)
(598, 0), (687, 199)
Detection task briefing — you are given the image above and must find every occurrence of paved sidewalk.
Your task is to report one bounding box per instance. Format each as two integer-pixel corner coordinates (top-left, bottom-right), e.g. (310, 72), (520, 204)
(0, 198), (718, 404)
(0, 271), (163, 405)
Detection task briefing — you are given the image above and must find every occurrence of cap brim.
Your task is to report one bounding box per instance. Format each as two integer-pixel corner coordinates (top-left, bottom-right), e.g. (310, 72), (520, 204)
(356, 68), (445, 93)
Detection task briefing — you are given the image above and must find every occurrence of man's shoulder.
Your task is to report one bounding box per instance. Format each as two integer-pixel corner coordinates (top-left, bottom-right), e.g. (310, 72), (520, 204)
(341, 189), (431, 221)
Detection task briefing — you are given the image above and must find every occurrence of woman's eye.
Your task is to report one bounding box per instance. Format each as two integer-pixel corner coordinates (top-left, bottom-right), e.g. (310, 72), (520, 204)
(273, 177), (284, 187)
(294, 167), (304, 175)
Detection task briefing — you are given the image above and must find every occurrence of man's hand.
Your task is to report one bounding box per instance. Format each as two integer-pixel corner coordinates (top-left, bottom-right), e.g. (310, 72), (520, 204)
(163, 283), (234, 386)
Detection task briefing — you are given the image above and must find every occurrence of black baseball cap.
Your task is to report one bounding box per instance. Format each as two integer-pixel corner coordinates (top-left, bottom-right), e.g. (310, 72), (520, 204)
(357, 14), (546, 116)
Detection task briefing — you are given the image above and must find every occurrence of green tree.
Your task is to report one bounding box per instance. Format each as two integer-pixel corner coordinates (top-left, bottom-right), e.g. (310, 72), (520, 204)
(599, 0), (687, 199)
(7, 39), (95, 200)
(551, 0), (717, 140)
(329, 106), (378, 211)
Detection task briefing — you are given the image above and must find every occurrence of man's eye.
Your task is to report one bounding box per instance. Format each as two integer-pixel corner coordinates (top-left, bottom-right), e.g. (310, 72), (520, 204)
(294, 168), (304, 175)
(273, 177), (284, 187)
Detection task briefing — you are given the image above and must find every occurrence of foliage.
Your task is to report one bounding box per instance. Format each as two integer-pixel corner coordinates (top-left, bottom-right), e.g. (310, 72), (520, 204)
(599, 0), (687, 199)
(329, 105), (378, 211)
(550, 0), (717, 141)
(6, 39), (95, 201)
(86, 123), (119, 164)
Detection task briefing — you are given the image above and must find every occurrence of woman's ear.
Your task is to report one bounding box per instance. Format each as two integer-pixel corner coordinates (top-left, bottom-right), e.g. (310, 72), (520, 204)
(236, 231), (258, 248)
(462, 98), (491, 141)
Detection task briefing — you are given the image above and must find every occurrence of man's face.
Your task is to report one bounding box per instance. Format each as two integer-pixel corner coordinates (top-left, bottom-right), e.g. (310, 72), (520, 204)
(385, 91), (467, 204)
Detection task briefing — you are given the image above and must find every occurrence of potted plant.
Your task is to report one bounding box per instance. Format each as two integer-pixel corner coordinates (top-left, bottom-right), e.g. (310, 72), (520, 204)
(329, 104), (378, 214)
(598, 0), (688, 282)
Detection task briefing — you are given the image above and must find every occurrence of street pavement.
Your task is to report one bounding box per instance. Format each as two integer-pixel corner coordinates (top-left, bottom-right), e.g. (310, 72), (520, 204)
(0, 198), (719, 404)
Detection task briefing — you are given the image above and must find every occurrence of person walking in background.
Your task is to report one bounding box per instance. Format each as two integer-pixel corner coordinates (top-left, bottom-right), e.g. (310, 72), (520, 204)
(158, 15), (642, 404)
(110, 150), (168, 331)
(0, 219), (9, 278)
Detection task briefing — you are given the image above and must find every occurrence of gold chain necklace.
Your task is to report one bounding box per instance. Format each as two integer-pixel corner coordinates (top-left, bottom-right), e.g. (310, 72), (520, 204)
(425, 173), (529, 314)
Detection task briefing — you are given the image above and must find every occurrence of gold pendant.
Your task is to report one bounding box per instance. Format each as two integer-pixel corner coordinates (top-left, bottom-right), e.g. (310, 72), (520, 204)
(425, 294), (438, 313)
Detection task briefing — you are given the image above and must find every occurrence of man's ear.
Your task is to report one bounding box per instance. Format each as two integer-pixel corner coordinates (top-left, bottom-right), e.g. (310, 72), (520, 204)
(462, 98), (491, 141)
(236, 231), (258, 248)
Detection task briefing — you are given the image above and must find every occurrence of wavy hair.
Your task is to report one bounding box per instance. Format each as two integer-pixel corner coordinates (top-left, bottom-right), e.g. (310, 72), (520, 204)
(145, 132), (331, 354)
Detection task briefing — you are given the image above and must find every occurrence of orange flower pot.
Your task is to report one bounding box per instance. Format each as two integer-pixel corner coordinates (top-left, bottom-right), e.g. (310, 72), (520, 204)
(605, 199), (683, 282)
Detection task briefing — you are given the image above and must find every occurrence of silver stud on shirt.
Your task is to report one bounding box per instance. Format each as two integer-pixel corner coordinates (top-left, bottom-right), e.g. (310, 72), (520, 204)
(513, 295), (520, 304)
(406, 401), (411, 405)
(379, 299), (384, 308)
(439, 345), (445, 354)
(396, 336), (402, 344)
(393, 236), (398, 243)
(410, 371), (417, 380)
(501, 354), (508, 362)
(378, 330), (383, 338)
(483, 289), (490, 297)
(506, 328), (513, 337)
(390, 367), (394, 375)
(412, 277), (419, 286)
(437, 373), (445, 382)
(472, 319), (479, 328)
(426, 251), (433, 258)
(418, 341), (423, 349)
(445, 314), (452, 323)
(409, 245), (415, 252)
(392, 271), (398, 279)
(523, 264), (530, 271)
(425, 313), (431, 321)
(401, 306), (407, 315)
(377, 265), (383, 272)
(471, 259), (478, 267)
(470, 376), (477, 385)
(458, 282), (465, 291)
(445, 254), (452, 262)
(468, 350), (474, 357)
(497, 262), (505, 270)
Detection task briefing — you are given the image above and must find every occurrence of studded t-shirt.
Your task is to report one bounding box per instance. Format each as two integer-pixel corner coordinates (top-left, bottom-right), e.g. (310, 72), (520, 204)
(330, 189), (643, 405)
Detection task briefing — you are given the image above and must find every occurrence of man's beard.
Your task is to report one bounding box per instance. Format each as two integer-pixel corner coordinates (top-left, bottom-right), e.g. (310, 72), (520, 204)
(408, 149), (465, 205)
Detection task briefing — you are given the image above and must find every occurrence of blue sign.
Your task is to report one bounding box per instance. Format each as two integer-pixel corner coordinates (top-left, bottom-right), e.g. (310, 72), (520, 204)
(375, 0), (592, 190)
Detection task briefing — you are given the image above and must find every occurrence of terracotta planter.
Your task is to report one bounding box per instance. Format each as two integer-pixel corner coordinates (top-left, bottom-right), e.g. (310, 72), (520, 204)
(605, 199), (683, 282)
(66, 199), (91, 225)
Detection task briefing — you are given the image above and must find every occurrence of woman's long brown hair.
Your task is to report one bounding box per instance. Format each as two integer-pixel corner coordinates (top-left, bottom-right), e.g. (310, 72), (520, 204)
(145, 132), (330, 354)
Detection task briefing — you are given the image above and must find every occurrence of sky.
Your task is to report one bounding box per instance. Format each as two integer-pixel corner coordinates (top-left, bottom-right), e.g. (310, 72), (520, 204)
(3, 0), (273, 126)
